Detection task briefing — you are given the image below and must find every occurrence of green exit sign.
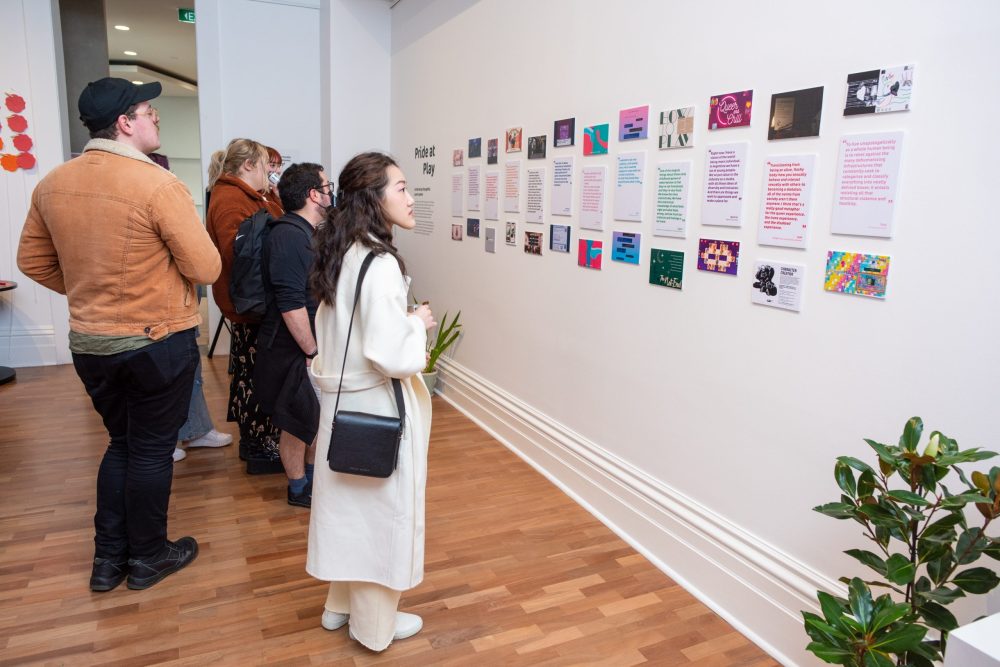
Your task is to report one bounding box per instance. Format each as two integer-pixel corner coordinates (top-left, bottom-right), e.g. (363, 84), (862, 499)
(178, 8), (195, 23)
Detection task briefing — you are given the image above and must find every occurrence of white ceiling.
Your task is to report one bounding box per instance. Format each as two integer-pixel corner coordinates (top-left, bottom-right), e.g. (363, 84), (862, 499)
(103, 0), (198, 97)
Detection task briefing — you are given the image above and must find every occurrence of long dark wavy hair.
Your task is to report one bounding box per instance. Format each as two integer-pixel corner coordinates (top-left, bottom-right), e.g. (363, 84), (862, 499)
(310, 152), (407, 306)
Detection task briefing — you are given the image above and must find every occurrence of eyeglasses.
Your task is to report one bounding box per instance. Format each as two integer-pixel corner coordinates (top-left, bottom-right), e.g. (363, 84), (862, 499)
(313, 181), (335, 193)
(132, 106), (159, 122)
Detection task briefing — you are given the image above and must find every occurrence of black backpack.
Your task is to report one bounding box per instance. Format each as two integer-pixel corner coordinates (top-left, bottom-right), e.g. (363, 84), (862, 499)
(229, 208), (273, 319)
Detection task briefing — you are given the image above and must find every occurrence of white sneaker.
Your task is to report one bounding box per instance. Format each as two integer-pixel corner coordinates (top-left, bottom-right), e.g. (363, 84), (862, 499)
(172, 448), (187, 462)
(393, 612), (423, 640)
(184, 429), (233, 448)
(321, 610), (349, 631)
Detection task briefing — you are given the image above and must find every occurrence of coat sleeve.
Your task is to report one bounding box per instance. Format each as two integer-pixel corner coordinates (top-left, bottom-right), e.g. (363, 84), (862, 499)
(16, 198), (66, 295)
(359, 258), (426, 379)
(152, 180), (221, 285)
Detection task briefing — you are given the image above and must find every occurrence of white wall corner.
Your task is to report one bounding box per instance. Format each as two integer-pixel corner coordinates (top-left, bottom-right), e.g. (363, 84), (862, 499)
(435, 358), (840, 666)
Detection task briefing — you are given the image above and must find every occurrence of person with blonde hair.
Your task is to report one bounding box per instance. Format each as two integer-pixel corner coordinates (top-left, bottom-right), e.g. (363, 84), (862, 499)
(206, 138), (285, 473)
(308, 152), (435, 651)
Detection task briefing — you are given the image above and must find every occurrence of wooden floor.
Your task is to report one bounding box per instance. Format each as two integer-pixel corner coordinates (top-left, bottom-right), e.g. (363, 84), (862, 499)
(0, 356), (779, 666)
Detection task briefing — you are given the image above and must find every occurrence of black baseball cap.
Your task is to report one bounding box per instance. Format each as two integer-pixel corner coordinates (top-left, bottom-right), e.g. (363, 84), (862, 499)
(78, 77), (162, 132)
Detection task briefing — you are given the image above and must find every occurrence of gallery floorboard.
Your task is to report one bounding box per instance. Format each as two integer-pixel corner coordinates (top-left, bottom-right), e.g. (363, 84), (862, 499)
(0, 356), (779, 666)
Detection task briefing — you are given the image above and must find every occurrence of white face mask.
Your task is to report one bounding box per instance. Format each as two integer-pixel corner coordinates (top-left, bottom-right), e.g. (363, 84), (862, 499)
(268, 171), (280, 186)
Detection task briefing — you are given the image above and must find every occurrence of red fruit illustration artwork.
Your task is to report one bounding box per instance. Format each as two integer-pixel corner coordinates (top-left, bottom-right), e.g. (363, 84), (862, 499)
(1, 154), (19, 172)
(5, 93), (26, 113)
(7, 114), (28, 133)
(2, 92), (35, 172)
(12, 134), (32, 151)
(16, 153), (36, 169)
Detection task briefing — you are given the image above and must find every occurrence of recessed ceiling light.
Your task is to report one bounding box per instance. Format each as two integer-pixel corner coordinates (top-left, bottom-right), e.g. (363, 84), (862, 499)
(131, 80), (143, 85)
(123, 50), (137, 56)
(114, 25), (130, 31)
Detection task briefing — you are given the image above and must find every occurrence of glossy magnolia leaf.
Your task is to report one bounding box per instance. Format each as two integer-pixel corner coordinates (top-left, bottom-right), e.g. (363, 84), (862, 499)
(845, 549), (887, 576)
(803, 612), (849, 644)
(918, 600), (959, 632)
(937, 449), (998, 466)
(953, 567), (1000, 594)
(971, 471), (990, 493)
(866, 438), (898, 463)
(885, 489), (930, 506)
(838, 456), (875, 474)
(863, 651), (895, 667)
(870, 622), (927, 652)
(835, 461), (857, 498)
(814, 502), (857, 519)
(817, 592), (848, 627)
(901, 417), (924, 452)
(848, 578), (874, 630)
(806, 641), (854, 664)
(927, 552), (954, 587)
(983, 540), (1000, 562)
(869, 600), (910, 633)
(885, 553), (916, 586)
(940, 492), (990, 508)
(917, 539), (950, 566)
(956, 528), (989, 565)
(857, 469), (877, 499)
(917, 585), (965, 605)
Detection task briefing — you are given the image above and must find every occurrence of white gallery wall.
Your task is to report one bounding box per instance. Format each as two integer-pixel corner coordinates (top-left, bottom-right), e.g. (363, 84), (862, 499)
(0, 0), (71, 367)
(390, 0), (1000, 664)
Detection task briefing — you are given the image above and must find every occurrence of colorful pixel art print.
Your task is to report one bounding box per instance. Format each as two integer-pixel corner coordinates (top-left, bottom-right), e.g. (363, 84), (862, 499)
(452, 149), (464, 167)
(550, 224), (571, 252)
(697, 238), (740, 275)
(468, 137), (482, 158)
(451, 223), (463, 241)
(844, 65), (914, 115)
(659, 106), (694, 149)
(554, 118), (575, 147)
(1, 92), (36, 172)
(487, 138), (499, 164)
(709, 90), (753, 130)
(767, 87), (824, 140)
(824, 251), (890, 298)
(583, 123), (609, 156)
(524, 231), (543, 255)
(505, 221), (517, 246)
(611, 232), (641, 264)
(485, 227), (496, 253)
(578, 239), (603, 270)
(506, 127), (522, 152)
(649, 249), (684, 289)
(619, 105), (649, 141)
(528, 135), (546, 159)
(467, 218), (480, 238)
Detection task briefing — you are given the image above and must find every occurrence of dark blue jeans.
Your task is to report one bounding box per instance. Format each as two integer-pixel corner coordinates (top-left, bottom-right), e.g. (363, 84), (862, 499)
(73, 329), (198, 561)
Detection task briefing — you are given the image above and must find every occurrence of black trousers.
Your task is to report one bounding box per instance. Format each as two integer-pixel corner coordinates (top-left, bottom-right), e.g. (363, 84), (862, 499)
(72, 328), (198, 561)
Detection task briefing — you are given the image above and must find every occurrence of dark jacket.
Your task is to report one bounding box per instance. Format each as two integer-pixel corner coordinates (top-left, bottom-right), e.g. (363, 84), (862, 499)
(259, 211), (319, 348)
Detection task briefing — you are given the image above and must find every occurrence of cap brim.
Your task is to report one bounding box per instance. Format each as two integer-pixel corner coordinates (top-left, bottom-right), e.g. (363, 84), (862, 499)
(133, 81), (162, 104)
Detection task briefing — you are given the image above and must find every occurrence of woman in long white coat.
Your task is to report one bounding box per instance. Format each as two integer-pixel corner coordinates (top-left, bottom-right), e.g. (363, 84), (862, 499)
(307, 152), (435, 652)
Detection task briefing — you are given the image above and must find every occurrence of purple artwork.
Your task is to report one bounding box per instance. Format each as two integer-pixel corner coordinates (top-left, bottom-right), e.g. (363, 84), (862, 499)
(697, 238), (740, 275)
(709, 90), (753, 130)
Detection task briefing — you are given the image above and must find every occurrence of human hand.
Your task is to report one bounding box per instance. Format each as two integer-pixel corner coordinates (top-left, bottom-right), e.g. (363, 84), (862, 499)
(411, 304), (436, 330)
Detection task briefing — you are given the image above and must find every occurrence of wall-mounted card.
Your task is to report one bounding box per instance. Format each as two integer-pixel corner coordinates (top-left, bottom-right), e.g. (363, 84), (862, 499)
(452, 149), (464, 166)
(659, 106), (695, 149)
(528, 135), (546, 159)
(484, 171), (499, 220)
(709, 90), (753, 129)
(485, 227), (496, 253)
(649, 249), (684, 289)
(551, 157), (573, 216)
(611, 231), (641, 264)
(614, 151), (645, 222)
(467, 165), (481, 212)
(553, 118), (575, 147)
(451, 173), (463, 218)
(697, 238), (740, 275)
(824, 251), (890, 298)
(468, 137), (482, 158)
(451, 223), (463, 241)
(487, 138), (499, 164)
(751, 260), (804, 311)
(524, 231), (543, 255)
(831, 131), (903, 238)
(583, 123), (609, 155)
(844, 65), (913, 115)
(526, 168), (545, 223)
(654, 162), (691, 238)
(550, 224), (571, 252)
(578, 239), (603, 270)
(504, 160), (521, 213)
(579, 166), (606, 231)
(505, 221), (517, 246)
(702, 142), (748, 227)
(506, 127), (522, 152)
(466, 218), (480, 238)
(619, 105), (649, 141)
(758, 154), (816, 248)
(768, 87), (823, 140)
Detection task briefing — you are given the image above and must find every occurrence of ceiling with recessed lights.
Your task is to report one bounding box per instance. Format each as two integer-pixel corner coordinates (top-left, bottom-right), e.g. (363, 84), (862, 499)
(104, 0), (198, 97)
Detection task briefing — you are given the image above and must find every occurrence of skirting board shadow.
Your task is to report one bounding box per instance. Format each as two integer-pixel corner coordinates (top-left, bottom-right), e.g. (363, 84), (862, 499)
(435, 358), (844, 666)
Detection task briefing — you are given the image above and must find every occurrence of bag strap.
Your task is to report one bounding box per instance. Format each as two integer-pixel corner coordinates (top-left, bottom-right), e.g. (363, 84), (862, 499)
(331, 251), (405, 426)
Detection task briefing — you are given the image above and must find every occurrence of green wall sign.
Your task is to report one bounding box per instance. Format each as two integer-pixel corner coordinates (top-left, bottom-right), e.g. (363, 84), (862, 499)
(178, 8), (195, 23)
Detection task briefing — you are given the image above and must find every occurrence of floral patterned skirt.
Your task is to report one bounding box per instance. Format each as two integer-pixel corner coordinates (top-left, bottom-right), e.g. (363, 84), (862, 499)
(228, 322), (281, 447)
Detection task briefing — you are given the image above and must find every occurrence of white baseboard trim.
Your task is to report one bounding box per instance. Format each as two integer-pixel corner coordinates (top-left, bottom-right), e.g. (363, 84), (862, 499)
(435, 358), (842, 667)
(0, 327), (60, 367)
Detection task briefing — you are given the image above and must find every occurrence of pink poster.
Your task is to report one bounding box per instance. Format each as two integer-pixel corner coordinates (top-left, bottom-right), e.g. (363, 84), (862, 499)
(709, 90), (753, 130)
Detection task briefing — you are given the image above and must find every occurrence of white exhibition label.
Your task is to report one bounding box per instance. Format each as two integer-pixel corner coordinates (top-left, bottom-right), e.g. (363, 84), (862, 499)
(751, 260), (805, 312)
(757, 154), (816, 248)
(484, 171), (499, 220)
(451, 173), (463, 218)
(831, 131), (904, 237)
(654, 161), (691, 238)
(614, 151), (645, 222)
(504, 160), (521, 213)
(526, 168), (545, 223)
(551, 157), (573, 216)
(702, 142), (748, 227)
(580, 166), (606, 231)
(467, 165), (481, 211)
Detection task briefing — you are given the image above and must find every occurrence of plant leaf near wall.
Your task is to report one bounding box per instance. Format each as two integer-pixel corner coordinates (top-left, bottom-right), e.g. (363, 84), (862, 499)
(803, 417), (1000, 666)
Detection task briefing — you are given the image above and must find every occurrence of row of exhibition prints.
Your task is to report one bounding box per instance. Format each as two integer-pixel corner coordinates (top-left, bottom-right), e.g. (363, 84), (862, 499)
(450, 131), (904, 245)
(452, 64), (914, 166)
(451, 220), (889, 309)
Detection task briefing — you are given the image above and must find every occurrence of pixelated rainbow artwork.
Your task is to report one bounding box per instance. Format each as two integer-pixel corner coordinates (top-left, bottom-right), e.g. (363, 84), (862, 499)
(697, 238), (740, 275)
(824, 251), (890, 298)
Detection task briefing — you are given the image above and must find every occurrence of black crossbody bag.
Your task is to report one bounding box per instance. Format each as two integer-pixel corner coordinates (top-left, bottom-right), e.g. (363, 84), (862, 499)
(326, 252), (405, 478)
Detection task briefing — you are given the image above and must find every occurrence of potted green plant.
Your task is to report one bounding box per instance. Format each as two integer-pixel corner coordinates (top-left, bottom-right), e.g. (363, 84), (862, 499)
(804, 417), (1000, 666)
(421, 310), (461, 394)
